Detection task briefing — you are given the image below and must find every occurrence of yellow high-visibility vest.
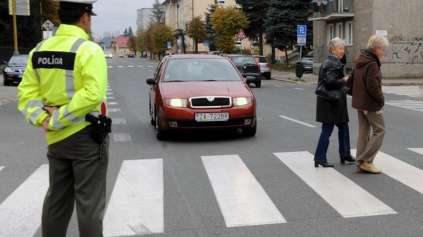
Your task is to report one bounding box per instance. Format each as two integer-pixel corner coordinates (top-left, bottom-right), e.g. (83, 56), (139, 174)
(17, 24), (108, 145)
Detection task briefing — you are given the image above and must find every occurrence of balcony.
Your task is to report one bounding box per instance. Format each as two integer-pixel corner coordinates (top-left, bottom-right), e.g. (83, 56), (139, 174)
(309, 0), (354, 21)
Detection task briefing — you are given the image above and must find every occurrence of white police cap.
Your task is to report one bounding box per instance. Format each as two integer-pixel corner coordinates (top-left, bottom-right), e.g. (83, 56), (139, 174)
(53, 0), (98, 16)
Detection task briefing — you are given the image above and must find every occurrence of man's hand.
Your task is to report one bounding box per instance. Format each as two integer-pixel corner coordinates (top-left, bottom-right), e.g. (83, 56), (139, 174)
(43, 106), (59, 115)
(42, 116), (51, 132)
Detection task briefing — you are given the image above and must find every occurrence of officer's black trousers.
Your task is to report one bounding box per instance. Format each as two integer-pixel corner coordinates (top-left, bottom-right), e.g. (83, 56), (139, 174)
(42, 126), (109, 237)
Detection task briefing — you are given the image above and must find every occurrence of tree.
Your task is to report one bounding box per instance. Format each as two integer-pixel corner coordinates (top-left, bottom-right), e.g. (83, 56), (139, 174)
(128, 26), (134, 36)
(204, 0), (218, 51)
(123, 28), (128, 36)
(264, 0), (312, 64)
(149, 0), (165, 25)
(136, 27), (146, 57)
(186, 16), (207, 54)
(235, 0), (270, 55)
(211, 6), (249, 53)
(128, 35), (137, 55)
(151, 24), (173, 59)
(144, 25), (155, 59)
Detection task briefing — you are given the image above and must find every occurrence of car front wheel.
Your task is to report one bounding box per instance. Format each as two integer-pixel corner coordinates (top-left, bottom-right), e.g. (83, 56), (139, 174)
(155, 111), (166, 140)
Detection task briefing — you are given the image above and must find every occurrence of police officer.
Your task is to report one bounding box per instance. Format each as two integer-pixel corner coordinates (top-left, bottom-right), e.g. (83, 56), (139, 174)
(17, 1), (109, 236)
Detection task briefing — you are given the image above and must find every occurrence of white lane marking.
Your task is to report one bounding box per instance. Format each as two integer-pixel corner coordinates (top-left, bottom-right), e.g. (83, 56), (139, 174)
(108, 108), (121, 112)
(137, 65), (144, 67)
(202, 155), (286, 227)
(275, 152), (396, 218)
(147, 66), (154, 67)
(108, 102), (118, 105)
(106, 92), (113, 95)
(107, 97), (115, 100)
(117, 66), (124, 68)
(294, 88), (304, 90)
(112, 133), (131, 142)
(0, 165), (49, 237)
(355, 149), (423, 195)
(107, 88), (112, 92)
(385, 100), (423, 112)
(104, 159), (163, 236)
(128, 65), (134, 68)
(108, 66), (113, 68)
(279, 115), (316, 128)
(112, 118), (126, 124)
(0, 166), (3, 172)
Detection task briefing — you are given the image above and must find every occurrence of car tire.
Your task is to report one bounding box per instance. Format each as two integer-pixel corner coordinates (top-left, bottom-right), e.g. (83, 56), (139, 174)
(255, 80), (261, 88)
(242, 120), (257, 137)
(3, 78), (9, 86)
(266, 73), (271, 80)
(155, 111), (166, 140)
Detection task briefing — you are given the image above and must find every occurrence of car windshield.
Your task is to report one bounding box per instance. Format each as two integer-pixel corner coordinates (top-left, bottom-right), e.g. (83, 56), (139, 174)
(163, 58), (242, 82)
(105, 51), (111, 54)
(8, 55), (29, 66)
(256, 57), (267, 63)
(231, 56), (256, 64)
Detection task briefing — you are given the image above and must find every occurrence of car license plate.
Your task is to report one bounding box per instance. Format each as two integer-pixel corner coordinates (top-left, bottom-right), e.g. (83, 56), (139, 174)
(195, 112), (229, 122)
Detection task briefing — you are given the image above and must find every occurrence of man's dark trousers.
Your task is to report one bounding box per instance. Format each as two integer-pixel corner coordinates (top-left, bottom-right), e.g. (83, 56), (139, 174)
(42, 126), (109, 237)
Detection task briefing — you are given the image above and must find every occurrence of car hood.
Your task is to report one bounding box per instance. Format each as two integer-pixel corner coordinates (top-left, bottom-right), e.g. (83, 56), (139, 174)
(5, 65), (26, 70)
(161, 81), (252, 98)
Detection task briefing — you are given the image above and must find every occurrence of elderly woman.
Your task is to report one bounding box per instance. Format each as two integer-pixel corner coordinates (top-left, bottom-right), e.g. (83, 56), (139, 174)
(314, 37), (355, 167)
(349, 35), (389, 174)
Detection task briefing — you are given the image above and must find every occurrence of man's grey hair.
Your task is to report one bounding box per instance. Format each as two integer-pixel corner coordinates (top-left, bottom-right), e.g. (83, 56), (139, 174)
(367, 35), (390, 51)
(328, 37), (345, 52)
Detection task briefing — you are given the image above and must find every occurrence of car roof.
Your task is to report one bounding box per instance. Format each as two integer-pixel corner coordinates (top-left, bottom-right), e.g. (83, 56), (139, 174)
(168, 54), (225, 59)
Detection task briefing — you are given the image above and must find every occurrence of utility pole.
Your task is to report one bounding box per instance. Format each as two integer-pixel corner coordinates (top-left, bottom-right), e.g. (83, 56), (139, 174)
(12, 0), (19, 55)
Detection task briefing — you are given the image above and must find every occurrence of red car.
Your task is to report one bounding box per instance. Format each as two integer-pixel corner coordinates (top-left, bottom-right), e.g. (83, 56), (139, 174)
(146, 54), (257, 140)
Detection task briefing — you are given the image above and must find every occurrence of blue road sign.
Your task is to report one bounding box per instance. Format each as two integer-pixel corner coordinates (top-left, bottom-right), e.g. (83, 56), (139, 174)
(297, 25), (307, 38)
(167, 41), (171, 49)
(203, 40), (209, 46)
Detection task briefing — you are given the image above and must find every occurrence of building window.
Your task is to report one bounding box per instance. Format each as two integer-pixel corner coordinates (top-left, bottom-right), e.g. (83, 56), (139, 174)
(336, 23), (343, 39)
(337, 0), (343, 12)
(327, 24), (334, 42)
(345, 21), (353, 45)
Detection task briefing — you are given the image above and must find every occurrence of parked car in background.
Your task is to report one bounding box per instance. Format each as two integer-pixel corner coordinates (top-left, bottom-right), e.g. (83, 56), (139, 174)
(208, 51), (222, 55)
(104, 50), (113, 59)
(226, 54), (262, 88)
(127, 53), (135, 58)
(301, 51), (313, 73)
(146, 54), (257, 140)
(254, 55), (271, 79)
(2, 54), (29, 86)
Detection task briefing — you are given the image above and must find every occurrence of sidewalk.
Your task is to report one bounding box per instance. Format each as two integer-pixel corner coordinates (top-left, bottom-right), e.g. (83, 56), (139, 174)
(271, 70), (423, 86)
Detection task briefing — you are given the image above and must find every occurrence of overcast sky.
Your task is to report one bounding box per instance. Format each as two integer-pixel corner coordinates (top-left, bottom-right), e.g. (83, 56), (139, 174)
(91, 0), (156, 39)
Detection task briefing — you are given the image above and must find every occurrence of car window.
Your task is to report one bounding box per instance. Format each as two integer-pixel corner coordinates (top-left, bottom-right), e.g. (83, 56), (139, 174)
(8, 55), (29, 65)
(232, 56), (256, 64)
(256, 57), (268, 63)
(154, 59), (165, 82)
(163, 58), (242, 82)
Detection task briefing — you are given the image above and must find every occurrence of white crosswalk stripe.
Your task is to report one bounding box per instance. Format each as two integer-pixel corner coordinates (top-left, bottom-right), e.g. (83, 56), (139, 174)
(0, 165), (49, 237)
(5, 150), (423, 235)
(383, 86), (421, 98)
(104, 159), (164, 236)
(353, 149), (423, 195)
(275, 151), (397, 218)
(385, 100), (423, 112)
(202, 154), (286, 227)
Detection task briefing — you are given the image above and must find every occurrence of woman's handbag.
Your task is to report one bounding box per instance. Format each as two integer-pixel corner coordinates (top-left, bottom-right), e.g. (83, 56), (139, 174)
(315, 79), (342, 101)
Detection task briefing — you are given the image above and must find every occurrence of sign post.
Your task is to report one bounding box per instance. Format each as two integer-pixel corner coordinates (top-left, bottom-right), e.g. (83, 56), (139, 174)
(237, 29), (247, 55)
(297, 25), (307, 61)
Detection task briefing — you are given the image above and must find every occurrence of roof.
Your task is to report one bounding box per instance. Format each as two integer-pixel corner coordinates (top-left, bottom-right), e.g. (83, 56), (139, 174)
(100, 37), (113, 48)
(112, 36), (129, 48)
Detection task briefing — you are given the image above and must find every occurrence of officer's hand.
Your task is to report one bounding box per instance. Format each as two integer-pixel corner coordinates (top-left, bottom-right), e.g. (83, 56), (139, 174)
(42, 117), (51, 132)
(43, 106), (59, 115)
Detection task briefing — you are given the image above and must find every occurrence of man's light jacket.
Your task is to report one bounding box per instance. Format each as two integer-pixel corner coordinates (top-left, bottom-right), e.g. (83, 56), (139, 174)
(17, 24), (108, 145)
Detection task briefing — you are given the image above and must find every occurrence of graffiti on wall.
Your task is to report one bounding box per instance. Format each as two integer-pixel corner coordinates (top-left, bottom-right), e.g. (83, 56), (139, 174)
(387, 42), (423, 66)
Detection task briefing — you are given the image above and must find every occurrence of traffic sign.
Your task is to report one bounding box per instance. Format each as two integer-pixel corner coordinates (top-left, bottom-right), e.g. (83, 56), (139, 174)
(43, 20), (54, 30)
(297, 37), (306, 46)
(237, 29), (247, 40)
(297, 25), (307, 38)
(167, 41), (172, 49)
(203, 40), (209, 46)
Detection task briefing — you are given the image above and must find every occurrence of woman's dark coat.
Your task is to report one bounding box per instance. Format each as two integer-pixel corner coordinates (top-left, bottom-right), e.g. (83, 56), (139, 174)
(316, 54), (349, 124)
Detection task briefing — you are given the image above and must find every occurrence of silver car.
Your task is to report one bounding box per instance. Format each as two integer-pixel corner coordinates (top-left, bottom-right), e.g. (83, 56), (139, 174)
(254, 56), (271, 79)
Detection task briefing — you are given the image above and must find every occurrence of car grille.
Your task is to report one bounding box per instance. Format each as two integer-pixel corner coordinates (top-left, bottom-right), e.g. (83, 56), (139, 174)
(190, 96), (231, 108)
(14, 69), (24, 73)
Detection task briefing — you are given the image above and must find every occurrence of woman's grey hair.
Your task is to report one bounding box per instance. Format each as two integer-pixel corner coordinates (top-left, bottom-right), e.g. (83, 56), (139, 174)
(367, 35), (389, 51)
(328, 37), (345, 52)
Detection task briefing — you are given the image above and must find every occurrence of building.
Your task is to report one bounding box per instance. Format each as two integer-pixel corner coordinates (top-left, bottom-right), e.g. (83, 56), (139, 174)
(309, 0), (423, 78)
(137, 8), (154, 30)
(111, 36), (130, 57)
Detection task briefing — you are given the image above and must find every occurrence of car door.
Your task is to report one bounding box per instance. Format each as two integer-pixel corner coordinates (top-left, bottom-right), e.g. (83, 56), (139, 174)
(150, 58), (166, 119)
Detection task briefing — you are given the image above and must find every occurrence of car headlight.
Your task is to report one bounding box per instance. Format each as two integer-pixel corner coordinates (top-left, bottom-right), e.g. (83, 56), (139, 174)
(233, 97), (252, 106)
(4, 67), (13, 73)
(165, 98), (188, 108)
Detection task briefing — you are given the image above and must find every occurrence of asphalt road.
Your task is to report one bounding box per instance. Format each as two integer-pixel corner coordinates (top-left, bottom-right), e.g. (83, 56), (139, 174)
(1, 57), (423, 237)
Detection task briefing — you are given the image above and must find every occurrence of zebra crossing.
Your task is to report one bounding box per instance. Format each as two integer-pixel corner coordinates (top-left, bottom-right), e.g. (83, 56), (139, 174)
(383, 86), (423, 112)
(2, 149), (423, 236)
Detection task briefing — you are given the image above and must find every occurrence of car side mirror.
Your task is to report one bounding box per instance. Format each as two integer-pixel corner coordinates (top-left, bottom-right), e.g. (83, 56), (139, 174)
(146, 78), (157, 85)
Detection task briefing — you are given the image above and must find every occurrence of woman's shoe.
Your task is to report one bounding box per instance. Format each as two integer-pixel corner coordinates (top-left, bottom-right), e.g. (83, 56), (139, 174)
(340, 156), (355, 164)
(314, 162), (334, 168)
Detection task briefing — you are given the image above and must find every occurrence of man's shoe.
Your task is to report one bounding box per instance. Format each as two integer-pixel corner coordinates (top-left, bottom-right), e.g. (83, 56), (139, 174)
(356, 166), (366, 173)
(360, 162), (382, 174)
(340, 156), (356, 164)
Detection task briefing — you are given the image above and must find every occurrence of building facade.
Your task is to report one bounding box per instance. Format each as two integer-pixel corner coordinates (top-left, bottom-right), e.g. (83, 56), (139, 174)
(310, 0), (423, 78)
(137, 8), (154, 30)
